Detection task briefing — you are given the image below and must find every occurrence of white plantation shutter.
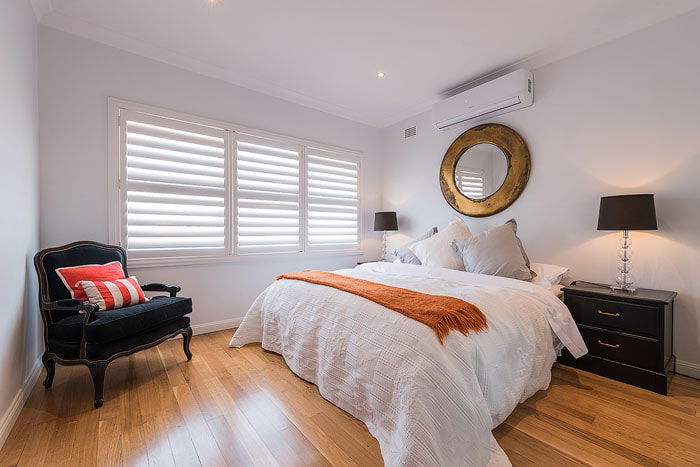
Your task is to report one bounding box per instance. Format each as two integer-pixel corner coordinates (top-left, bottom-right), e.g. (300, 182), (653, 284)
(306, 148), (360, 251)
(120, 111), (229, 258)
(456, 169), (485, 199)
(111, 101), (363, 264)
(235, 134), (302, 254)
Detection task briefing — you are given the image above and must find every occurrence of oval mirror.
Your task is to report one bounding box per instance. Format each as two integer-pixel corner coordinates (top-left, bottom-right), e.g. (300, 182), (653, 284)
(440, 124), (530, 217)
(454, 143), (508, 200)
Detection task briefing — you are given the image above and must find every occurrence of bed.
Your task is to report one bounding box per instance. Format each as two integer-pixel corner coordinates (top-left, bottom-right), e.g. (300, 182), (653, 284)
(230, 261), (586, 466)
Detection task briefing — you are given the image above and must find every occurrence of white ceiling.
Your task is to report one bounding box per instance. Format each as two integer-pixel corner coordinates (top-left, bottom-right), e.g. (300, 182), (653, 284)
(32, 0), (700, 127)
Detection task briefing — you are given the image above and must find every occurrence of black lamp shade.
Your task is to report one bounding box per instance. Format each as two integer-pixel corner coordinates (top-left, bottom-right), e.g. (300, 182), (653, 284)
(597, 194), (657, 231)
(374, 212), (398, 231)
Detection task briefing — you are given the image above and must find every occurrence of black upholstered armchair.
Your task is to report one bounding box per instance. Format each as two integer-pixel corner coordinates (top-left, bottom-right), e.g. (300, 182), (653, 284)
(34, 241), (193, 407)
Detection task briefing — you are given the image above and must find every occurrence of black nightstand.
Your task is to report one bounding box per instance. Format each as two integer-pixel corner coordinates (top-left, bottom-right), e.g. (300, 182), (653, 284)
(558, 282), (676, 395)
(356, 260), (385, 265)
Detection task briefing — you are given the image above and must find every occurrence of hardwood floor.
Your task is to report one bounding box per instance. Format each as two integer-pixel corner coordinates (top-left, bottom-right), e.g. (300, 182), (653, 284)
(1, 329), (698, 466)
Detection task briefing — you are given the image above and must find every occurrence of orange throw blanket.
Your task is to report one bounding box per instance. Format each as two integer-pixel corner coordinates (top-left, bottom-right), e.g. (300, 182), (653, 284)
(276, 270), (487, 344)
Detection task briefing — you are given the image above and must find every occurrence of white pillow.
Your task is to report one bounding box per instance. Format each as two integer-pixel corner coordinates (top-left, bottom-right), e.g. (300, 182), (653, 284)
(393, 227), (438, 265)
(451, 222), (533, 280)
(407, 218), (472, 270)
(530, 263), (570, 288)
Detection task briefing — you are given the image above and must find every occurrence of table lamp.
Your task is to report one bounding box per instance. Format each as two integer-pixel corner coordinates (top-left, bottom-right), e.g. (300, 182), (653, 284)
(597, 194), (657, 292)
(374, 212), (398, 261)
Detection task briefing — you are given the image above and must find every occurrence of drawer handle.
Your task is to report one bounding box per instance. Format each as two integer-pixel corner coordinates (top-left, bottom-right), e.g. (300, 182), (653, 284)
(597, 310), (620, 317)
(597, 340), (620, 349)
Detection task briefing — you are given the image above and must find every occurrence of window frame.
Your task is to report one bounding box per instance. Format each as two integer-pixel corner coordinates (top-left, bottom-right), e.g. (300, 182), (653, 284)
(108, 97), (363, 268)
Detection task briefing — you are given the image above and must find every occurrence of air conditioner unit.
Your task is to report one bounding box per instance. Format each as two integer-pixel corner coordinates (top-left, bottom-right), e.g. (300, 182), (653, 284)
(431, 69), (533, 130)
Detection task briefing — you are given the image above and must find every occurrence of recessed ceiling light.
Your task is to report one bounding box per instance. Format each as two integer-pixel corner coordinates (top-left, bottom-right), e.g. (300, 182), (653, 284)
(377, 72), (386, 78)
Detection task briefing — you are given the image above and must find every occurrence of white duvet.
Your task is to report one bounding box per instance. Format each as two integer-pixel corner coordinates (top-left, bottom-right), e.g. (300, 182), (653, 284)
(230, 262), (586, 466)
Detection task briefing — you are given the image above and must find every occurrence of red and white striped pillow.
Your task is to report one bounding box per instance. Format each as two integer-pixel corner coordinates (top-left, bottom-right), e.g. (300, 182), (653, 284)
(77, 277), (147, 311)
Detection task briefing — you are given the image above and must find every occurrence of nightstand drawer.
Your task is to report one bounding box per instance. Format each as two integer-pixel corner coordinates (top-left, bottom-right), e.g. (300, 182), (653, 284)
(579, 325), (659, 371)
(566, 294), (659, 337)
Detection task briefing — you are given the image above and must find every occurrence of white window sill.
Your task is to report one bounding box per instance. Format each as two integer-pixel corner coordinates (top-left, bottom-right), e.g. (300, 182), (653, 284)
(127, 250), (364, 269)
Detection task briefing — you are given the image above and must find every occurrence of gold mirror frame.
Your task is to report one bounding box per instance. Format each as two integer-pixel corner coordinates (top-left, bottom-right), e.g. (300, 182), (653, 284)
(439, 123), (530, 217)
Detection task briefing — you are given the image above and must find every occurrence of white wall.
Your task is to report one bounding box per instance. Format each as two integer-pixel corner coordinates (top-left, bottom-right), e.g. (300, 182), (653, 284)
(380, 9), (700, 374)
(0, 0), (41, 446)
(39, 27), (382, 332)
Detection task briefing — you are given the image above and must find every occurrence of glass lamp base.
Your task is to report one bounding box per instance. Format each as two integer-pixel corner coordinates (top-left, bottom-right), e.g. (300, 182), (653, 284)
(381, 231), (388, 261)
(612, 230), (636, 292)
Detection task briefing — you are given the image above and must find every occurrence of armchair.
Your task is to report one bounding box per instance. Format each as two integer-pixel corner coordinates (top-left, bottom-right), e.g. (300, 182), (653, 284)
(34, 241), (193, 407)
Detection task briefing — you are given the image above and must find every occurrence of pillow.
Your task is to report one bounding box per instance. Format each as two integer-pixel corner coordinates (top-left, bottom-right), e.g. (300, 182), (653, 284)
(394, 227), (438, 265)
(77, 276), (147, 311)
(55, 261), (126, 301)
(451, 222), (533, 280)
(408, 218), (472, 270)
(505, 219), (531, 269)
(530, 263), (570, 288)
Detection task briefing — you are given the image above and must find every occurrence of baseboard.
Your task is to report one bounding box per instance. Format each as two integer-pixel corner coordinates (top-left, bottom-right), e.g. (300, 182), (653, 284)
(192, 317), (241, 335)
(676, 359), (700, 380)
(170, 318), (240, 340)
(0, 357), (43, 450)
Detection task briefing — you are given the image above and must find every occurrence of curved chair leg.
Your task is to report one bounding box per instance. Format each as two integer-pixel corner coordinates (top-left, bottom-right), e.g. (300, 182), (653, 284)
(42, 354), (55, 389)
(182, 327), (193, 361)
(88, 362), (108, 408)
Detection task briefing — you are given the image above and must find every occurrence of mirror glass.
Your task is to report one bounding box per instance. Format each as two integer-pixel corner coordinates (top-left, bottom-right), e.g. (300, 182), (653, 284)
(454, 143), (508, 199)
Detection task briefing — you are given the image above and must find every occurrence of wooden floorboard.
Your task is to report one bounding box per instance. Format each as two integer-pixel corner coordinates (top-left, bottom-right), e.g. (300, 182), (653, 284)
(0, 329), (698, 466)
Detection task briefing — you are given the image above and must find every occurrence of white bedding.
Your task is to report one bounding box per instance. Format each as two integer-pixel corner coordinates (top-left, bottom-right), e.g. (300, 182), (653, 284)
(230, 262), (586, 466)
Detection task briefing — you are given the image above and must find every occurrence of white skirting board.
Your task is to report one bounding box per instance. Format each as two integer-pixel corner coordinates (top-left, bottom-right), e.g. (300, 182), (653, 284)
(0, 357), (43, 450)
(676, 360), (700, 380)
(169, 317), (242, 340)
(192, 317), (241, 335)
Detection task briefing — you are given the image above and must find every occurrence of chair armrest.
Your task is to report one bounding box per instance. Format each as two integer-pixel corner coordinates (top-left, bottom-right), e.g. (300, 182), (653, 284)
(44, 299), (98, 314)
(43, 300), (99, 359)
(142, 283), (181, 297)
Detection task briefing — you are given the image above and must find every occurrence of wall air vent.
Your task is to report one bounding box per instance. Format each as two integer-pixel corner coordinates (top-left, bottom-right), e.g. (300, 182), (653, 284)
(404, 126), (416, 138)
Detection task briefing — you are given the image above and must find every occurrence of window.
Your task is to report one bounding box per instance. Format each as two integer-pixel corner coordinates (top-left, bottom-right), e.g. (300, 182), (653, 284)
(235, 133), (302, 254)
(109, 99), (361, 265)
(306, 147), (360, 250)
(119, 111), (229, 259)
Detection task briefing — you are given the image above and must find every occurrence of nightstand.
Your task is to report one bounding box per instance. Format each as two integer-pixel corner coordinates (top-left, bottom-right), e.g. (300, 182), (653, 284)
(356, 260), (387, 265)
(558, 282), (677, 395)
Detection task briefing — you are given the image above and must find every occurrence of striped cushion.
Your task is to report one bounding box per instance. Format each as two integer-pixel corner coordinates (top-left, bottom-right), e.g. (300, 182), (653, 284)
(77, 277), (147, 311)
